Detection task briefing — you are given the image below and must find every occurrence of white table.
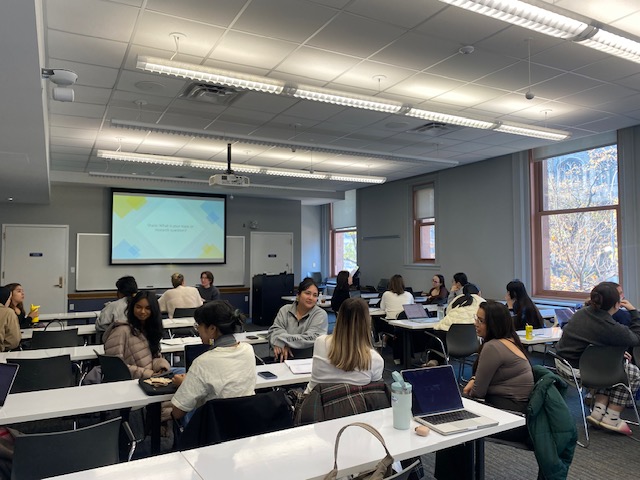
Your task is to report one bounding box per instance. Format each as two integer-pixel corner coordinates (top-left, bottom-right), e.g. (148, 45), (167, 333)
(180, 401), (524, 480)
(48, 452), (201, 480)
(517, 326), (563, 345)
(20, 323), (99, 340)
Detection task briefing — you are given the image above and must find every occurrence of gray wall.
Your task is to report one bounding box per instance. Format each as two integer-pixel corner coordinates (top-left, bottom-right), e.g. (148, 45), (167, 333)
(358, 154), (517, 301)
(357, 125), (640, 302)
(301, 205), (322, 280)
(0, 185), (303, 292)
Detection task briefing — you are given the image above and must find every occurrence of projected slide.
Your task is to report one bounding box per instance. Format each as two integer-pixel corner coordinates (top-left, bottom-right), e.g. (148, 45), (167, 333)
(111, 191), (226, 264)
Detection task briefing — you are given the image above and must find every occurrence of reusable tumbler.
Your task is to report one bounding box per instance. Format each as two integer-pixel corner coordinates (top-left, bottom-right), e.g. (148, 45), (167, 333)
(391, 381), (413, 430)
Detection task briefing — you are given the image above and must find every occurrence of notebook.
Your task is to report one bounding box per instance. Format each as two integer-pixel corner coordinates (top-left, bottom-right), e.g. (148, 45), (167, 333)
(284, 358), (313, 374)
(0, 363), (19, 406)
(402, 304), (430, 322)
(401, 365), (498, 435)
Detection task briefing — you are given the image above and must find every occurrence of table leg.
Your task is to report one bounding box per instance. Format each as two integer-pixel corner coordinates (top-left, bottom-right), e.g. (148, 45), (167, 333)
(403, 330), (412, 369)
(474, 438), (485, 480)
(148, 402), (162, 455)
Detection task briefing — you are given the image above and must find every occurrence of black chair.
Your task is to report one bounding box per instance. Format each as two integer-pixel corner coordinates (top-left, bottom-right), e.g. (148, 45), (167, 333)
(12, 417), (121, 480)
(424, 324), (479, 383)
(7, 355), (76, 393)
(176, 390), (293, 450)
(173, 307), (197, 318)
(307, 271), (323, 285)
(95, 353), (140, 460)
(290, 347), (314, 359)
(551, 345), (640, 447)
(377, 278), (389, 293)
(30, 328), (80, 349)
(96, 353), (131, 383)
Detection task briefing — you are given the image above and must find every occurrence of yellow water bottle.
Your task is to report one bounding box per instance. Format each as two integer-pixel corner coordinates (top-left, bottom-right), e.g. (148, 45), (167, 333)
(30, 304), (40, 323)
(525, 323), (533, 340)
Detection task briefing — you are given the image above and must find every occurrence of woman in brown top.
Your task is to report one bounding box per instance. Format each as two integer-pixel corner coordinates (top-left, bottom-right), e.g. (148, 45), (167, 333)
(463, 300), (534, 413)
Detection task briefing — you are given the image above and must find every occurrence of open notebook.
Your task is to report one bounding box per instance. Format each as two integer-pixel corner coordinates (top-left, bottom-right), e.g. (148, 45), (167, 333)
(284, 359), (313, 374)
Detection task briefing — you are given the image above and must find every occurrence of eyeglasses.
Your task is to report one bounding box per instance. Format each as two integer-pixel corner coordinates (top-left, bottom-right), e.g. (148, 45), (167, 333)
(473, 314), (485, 324)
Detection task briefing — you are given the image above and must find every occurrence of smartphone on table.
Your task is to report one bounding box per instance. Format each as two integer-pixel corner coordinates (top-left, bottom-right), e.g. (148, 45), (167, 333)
(258, 371), (278, 379)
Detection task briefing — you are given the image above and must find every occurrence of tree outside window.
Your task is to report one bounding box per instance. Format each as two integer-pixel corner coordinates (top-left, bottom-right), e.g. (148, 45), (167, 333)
(532, 145), (620, 296)
(333, 229), (357, 276)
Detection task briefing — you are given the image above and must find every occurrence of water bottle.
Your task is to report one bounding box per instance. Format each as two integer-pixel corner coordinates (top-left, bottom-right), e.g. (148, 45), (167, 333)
(437, 305), (445, 320)
(391, 372), (412, 430)
(525, 323), (533, 340)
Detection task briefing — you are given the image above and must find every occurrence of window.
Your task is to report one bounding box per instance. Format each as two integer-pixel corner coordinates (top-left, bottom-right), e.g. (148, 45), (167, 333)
(332, 229), (357, 276)
(331, 190), (357, 276)
(413, 184), (435, 262)
(532, 145), (620, 297)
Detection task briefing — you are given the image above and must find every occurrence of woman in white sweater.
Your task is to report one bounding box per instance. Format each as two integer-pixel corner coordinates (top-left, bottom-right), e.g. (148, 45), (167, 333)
(380, 274), (414, 319)
(305, 297), (384, 394)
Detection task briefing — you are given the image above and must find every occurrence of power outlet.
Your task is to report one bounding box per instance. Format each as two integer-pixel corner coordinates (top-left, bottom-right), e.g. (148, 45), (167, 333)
(244, 296), (248, 301)
(69, 303), (74, 311)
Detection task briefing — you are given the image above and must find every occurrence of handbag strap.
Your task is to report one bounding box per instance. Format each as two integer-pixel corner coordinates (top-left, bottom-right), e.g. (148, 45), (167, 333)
(331, 422), (392, 472)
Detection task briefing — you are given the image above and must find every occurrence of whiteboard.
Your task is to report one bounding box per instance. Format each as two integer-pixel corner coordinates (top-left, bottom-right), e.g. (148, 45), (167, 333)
(76, 234), (245, 291)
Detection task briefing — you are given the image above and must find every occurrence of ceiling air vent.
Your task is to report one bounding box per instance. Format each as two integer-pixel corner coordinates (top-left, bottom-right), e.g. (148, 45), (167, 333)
(408, 122), (457, 136)
(180, 82), (244, 105)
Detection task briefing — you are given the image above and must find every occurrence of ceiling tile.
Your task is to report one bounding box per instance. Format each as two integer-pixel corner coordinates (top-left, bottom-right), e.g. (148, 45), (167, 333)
(47, 30), (128, 68)
(275, 46), (362, 82)
(559, 84), (638, 107)
(209, 31), (298, 70)
(116, 69), (188, 98)
(372, 32), (460, 70)
(346, 0), (442, 28)
(145, 0), (247, 26)
(387, 73), (466, 102)
(426, 49), (518, 83)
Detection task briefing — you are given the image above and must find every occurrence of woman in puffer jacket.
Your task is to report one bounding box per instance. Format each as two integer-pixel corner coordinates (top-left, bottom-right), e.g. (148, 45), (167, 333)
(104, 290), (170, 378)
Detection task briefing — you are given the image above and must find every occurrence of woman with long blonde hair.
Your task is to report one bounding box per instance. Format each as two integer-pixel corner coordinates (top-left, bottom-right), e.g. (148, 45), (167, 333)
(304, 297), (384, 393)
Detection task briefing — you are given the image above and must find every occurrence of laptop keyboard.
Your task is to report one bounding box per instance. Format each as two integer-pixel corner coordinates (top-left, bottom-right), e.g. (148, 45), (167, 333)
(425, 410), (479, 425)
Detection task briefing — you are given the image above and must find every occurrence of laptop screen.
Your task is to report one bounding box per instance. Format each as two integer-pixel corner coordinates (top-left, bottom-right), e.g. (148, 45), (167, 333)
(402, 366), (464, 415)
(0, 363), (19, 406)
(402, 304), (428, 319)
(349, 290), (362, 298)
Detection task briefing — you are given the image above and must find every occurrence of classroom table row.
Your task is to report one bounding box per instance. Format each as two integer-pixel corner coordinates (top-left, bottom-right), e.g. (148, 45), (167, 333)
(0, 361), (310, 454)
(49, 401), (525, 480)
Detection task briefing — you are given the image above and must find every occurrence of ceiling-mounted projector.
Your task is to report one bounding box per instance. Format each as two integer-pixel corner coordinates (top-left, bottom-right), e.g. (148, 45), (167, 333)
(209, 173), (250, 187)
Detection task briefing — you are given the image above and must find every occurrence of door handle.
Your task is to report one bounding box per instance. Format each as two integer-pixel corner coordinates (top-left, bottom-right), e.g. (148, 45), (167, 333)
(53, 276), (64, 288)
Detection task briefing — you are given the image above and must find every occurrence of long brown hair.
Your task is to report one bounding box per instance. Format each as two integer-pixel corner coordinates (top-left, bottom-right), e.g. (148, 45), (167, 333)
(328, 298), (372, 371)
(4, 283), (25, 316)
(388, 274), (406, 295)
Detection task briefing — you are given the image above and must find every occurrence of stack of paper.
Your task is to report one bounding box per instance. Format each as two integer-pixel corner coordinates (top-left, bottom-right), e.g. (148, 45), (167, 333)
(284, 358), (313, 374)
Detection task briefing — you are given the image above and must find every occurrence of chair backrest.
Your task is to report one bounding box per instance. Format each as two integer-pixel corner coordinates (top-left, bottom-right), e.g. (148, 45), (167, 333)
(12, 417), (121, 480)
(634, 346), (640, 368)
(377, 278), (389, 292)
(307, 271), (323, 284)
(173, 307), (197, 318)
(446, 324), (480, 358)
(290, 347), (314, 359)
(177, 390), (293, 450)
(7, 355), (75, 393)
(96, 354), (132, 382)
(579, 345), (629, 389)
(396, 311), (408, 320)
(185, 343), (210, 371)
(30, 328), (79, 349)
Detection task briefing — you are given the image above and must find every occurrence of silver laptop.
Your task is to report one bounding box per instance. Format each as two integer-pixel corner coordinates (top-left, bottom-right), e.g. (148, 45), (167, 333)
(401, 365), (498, 435)
(402, 303), (430, 322)
(0, 363), (19, 406)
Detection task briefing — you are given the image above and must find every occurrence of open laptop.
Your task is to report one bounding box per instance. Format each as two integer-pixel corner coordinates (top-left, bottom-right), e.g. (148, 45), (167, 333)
(401, 365), (498, 435)
(0, 363), (19, 406)
(402, 304), (430, 322)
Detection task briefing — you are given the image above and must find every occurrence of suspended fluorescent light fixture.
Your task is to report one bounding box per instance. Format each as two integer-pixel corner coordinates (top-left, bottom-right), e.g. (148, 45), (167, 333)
(493, 122), (570, 141)
(136, 56), (285, 94)
(135, 56), (571, 141)
(437, 0), (588, 39)
(438, 0), (640, 64)
(406, 108), (495, 129)
(293, 85), (403, 113)
(97, 150), (386, 184)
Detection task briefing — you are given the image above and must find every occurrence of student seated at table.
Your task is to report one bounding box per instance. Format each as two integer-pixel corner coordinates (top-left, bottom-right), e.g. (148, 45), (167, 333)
(304, 298), (384, 394)
(96, 275), (138, 335)
(158, 273), (203, 318)
(380, 274), (414, 320)
(103, 291), (171, 379)
(447, 272), (468, 304)
(423, 274), (448, 305)
(0, 287), (21, 352)
(4, 283), (39, 329)
(268, 277), (328, 362)
(197, 270), (220, 303)
(555, 282), (640, 435)
(330, 270), (351, 313)
(505, 279), (544, 330)
(171, 301), (256, 420)
(463, 301), (534, 414)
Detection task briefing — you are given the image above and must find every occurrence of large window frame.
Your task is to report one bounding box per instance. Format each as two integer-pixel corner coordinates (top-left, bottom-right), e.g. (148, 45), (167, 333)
(531, 145), (621, 298)
(413, 183), (436, 263)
